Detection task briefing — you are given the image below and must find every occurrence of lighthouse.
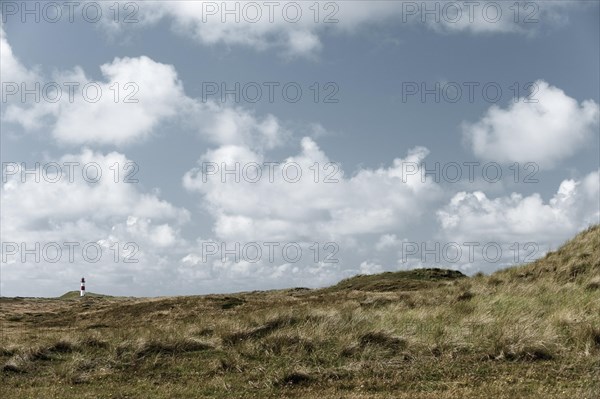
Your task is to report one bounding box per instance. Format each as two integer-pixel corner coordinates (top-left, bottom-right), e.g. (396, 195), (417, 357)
(80, 277), (86, 297)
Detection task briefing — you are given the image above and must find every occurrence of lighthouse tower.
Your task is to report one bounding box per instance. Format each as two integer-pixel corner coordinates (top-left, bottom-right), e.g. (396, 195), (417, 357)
(80, 277), (86, 297)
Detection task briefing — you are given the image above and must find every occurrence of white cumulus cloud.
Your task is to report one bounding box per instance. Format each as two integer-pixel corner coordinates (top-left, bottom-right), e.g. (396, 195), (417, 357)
(463, 80), (599, 169)
(437, 170), (600, 244)
(3, 56), (186, 146)
(183, 138), (442, 242)
(1, 31), (289, 149)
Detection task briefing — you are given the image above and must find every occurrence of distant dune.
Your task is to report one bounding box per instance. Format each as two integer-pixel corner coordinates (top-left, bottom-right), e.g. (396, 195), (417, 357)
(58, 291), (114, 300)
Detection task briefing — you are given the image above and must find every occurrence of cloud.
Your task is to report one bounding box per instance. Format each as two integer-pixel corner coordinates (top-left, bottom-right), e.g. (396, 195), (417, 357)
(127, 1), (332, 58)
(375, 234), (401, 251)
(1, 31), (289, 149)
(176, 252), (352, 294)
(463, 80), (599, 169)
(184, 102), (289, 150)
(183, 138), (442, 242)
(3, 56), (186, 146)
(359, 261), (384, 275)
(437, 170), (600, 245)
(419, 170), (600, 274)
(0, 150), (191, 296)
(115, 1), (573, 58)
(1, 149), (190, 241)
(178, 138), (443, 290)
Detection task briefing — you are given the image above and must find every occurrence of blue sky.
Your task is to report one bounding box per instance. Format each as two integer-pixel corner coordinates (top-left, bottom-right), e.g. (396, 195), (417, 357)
(1, 1), (599, 297)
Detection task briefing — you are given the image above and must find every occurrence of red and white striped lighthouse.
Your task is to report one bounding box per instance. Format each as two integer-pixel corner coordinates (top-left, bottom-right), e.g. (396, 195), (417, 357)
(80, 277), (86, 297)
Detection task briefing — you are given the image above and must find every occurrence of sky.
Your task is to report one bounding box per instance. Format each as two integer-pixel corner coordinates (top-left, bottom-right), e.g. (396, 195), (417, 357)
(0, 0), (599, 297)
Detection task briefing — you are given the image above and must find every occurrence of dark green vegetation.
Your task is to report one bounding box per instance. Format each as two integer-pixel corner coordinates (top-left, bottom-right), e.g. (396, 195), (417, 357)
(1, 226), (599, 398)
(59, 291), (113, 300)
(329, 268), (466, 292)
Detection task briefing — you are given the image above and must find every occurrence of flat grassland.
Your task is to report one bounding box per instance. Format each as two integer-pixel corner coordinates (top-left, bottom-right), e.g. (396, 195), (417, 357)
(1, 226), (599, 398)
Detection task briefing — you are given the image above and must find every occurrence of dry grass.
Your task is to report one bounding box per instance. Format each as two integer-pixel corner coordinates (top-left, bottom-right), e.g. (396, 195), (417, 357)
(1, 225), (599, 398)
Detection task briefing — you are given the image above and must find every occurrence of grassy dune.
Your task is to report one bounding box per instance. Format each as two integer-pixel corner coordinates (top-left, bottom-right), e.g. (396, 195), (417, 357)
(1, 226), (599, 398)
